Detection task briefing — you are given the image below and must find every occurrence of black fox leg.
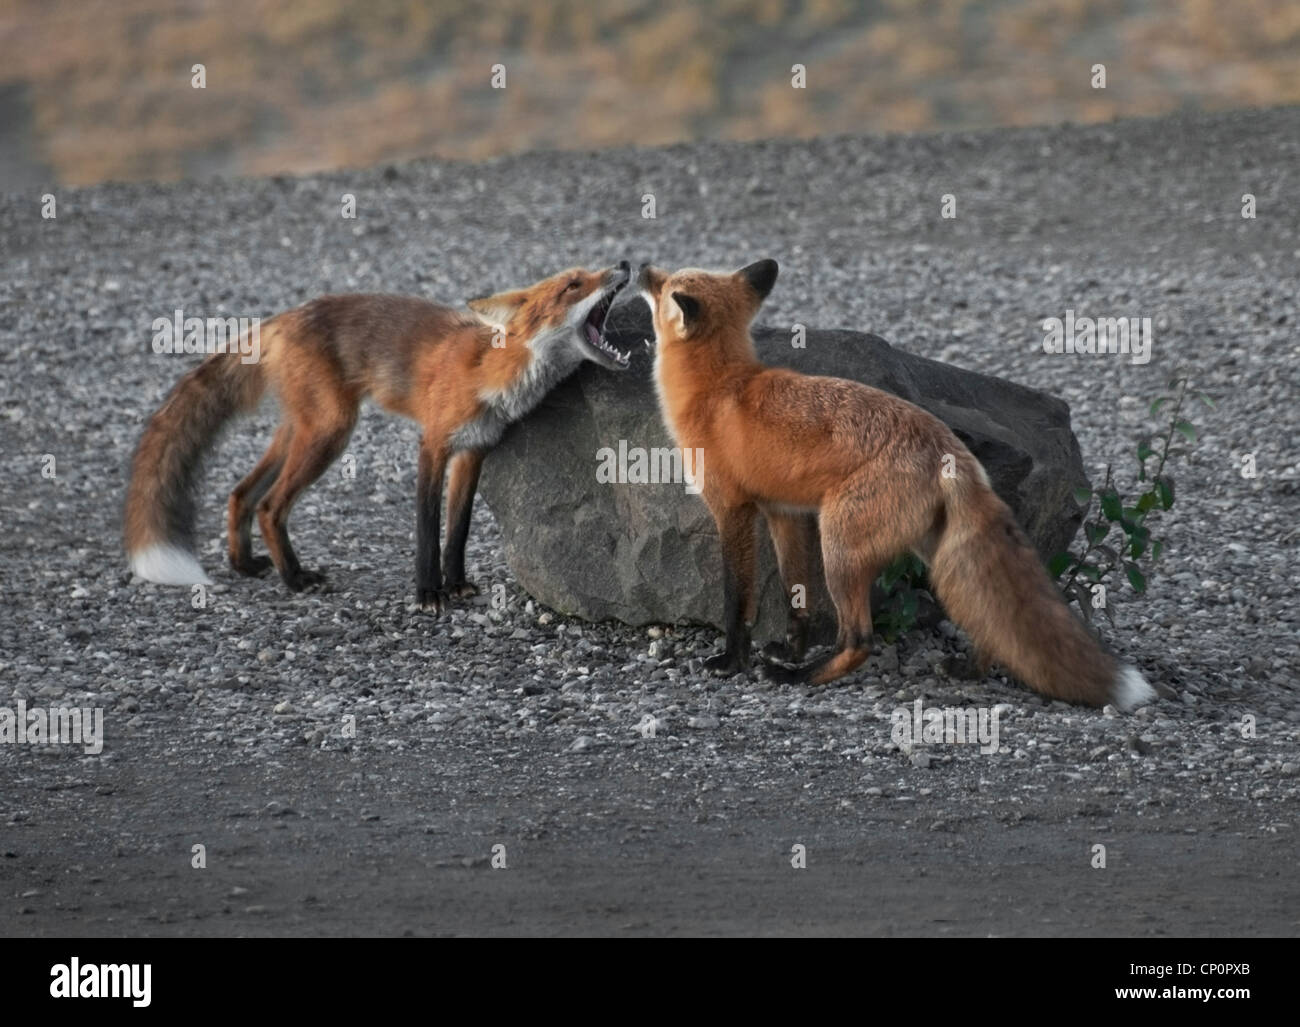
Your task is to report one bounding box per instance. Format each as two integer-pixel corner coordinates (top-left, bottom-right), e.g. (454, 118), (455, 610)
(704, 503), (757, 675)
(416, 438), (450, 613)
(441, 449), (484, 597)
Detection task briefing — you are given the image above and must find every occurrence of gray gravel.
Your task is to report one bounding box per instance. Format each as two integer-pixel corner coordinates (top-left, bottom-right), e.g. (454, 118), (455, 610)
(0, 107), (1297, 935)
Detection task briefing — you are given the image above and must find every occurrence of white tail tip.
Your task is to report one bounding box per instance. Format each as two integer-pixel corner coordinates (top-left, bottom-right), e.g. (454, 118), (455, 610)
(129, 544), (211, 586)
(1112, 665), (1156, 711)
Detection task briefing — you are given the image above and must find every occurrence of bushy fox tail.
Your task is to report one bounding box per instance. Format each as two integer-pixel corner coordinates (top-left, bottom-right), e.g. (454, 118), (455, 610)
(928, 463), (1155, 710)
(123, 346), (270, 584)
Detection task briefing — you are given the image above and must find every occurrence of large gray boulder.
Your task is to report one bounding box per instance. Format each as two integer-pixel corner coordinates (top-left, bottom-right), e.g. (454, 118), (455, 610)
(478, 306), (1086, 643)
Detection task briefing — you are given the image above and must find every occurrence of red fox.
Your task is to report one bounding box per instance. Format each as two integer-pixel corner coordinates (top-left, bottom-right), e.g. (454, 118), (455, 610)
(124, 262), (632, 611)
(636, 259), (1155, 710)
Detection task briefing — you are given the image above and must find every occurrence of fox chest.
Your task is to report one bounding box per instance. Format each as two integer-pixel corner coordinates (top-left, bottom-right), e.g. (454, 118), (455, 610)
(449, 349), (579, 451)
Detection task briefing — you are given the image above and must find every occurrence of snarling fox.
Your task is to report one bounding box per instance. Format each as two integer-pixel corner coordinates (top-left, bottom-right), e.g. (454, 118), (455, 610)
(124, 262), (632, 610)
(636, 259), (1154, 710)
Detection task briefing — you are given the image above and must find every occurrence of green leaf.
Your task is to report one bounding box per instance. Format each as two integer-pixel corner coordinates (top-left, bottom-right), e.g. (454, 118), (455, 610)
(1152, 539), (1164, 562)
(1078, 563), (1103, 583)
(1155, 475), (1175, 510)
(1084, 521), (1109, 545)
(1048, 552), (1073, 578)
(1137, 436), (1155, 462)
(1100, 489), (1123, 522)
(1135, 492), (1158, 514)
(1072, 486), (1094, 506)
(1174, 420), (1197, 443)
(1149, 397), (1169, 417)
(877, 559), (901, 589)
(1198, 392), (1216, 409)
(1125, 562), (1147, 593)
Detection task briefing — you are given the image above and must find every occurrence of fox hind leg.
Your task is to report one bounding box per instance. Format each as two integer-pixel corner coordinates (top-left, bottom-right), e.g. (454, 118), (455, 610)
(228, 425), (291, 576)
(766, 549), (879, 686)
(766, 483), (924, 686)
(257, 418), (355, 592)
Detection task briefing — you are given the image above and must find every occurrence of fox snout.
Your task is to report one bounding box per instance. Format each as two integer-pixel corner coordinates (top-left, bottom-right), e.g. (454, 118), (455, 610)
(637, 263), (666, 300)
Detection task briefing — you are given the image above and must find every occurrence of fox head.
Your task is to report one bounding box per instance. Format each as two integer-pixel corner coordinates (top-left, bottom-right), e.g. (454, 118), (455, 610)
(467, 262), (632, 370)
(636, 259), (778, 363)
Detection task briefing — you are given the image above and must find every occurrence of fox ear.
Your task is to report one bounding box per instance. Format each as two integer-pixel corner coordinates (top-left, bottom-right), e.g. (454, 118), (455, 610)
(737, 259), (779, 301)
(467, 290), (526, 326)
(671, 291), (702, 331)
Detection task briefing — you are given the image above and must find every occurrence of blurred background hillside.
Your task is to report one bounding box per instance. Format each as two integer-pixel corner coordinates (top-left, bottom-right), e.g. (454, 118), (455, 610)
(2, 0), (1298, 187)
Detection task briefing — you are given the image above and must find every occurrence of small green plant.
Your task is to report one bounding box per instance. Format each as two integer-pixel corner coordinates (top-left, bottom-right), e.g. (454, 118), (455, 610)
(1050, 376), (1211, 624)
(873, 552), (929, 643)
(871, 377), (1209, 643)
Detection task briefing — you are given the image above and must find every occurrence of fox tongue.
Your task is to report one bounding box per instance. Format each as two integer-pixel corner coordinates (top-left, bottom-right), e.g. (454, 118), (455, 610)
(586, 322), (601, 346)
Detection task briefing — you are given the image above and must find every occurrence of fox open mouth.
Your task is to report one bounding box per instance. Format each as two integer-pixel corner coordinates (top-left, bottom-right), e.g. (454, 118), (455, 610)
(583, 282), (630, 367)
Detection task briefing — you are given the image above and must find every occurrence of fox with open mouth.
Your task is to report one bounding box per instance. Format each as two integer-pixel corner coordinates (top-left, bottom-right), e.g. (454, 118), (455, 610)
(124, 261), (632, 612)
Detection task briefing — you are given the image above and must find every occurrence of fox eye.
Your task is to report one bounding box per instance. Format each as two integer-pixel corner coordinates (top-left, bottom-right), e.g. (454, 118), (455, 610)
(563, 279), (581, 293)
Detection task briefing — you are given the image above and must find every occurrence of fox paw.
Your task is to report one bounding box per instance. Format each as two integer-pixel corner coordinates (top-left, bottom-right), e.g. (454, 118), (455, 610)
(447, 580), (479, 599)
(418, 588), (450, 615)
(703, 651), (750, 676)
(761, 659), (808, 685)
(231, 555), (273, 578)
(761, 639), (806, 664)
(285, 568), (327, 592)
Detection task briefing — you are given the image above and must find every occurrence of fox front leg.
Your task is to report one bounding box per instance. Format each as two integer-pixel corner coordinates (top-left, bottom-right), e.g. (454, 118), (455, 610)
(441, 449), (485, 599)
(416, 439), (451, 614)
(704, 503), (758, 676)
(762, 510), (817, 664)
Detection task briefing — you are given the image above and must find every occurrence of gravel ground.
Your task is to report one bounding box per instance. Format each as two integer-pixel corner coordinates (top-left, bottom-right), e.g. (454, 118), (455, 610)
(0, 107), (1297, 936)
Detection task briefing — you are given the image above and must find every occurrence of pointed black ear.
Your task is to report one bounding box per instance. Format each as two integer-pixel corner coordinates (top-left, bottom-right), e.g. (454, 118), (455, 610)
(738, 259), (779, 301)
(671, 291), (702, 328)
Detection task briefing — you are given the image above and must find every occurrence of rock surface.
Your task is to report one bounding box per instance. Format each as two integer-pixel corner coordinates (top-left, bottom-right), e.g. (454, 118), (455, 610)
(479, 305), (1087, 641)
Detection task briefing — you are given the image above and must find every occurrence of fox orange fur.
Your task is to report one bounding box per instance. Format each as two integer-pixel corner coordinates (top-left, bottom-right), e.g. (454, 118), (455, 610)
(124, 263), (631, 610)
(637, 259), (1154, 710)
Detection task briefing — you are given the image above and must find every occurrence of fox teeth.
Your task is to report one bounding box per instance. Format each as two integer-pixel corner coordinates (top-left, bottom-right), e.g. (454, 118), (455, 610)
(584, 283), (631, 362)
(597, 335), (628, 362)
(585, 321), (628, 362)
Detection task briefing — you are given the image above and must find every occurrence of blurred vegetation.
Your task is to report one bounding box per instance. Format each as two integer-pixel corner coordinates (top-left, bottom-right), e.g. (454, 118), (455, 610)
(2, 0), (1299, 185)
